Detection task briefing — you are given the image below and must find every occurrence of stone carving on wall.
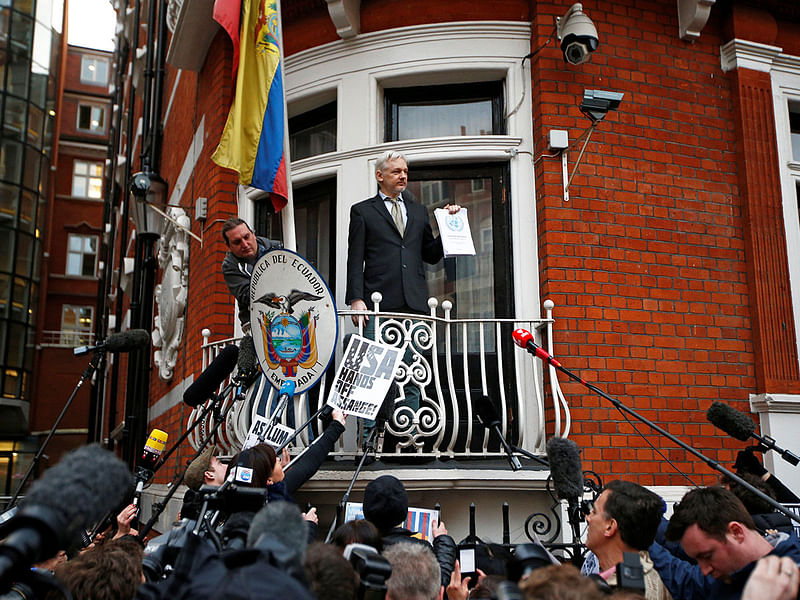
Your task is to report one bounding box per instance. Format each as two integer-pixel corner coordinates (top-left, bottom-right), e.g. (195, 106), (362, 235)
(153, 207), (191, 380)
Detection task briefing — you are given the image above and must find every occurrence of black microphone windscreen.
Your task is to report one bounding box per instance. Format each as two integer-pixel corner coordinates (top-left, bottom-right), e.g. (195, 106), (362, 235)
(546, 437), (584, 500)
(376, 382), (399, 425)
(237, 335), (259, 379)
(183, 345), (239, 407)
(475, 395), (501, 428)
(706, 401), (755, 442)
(22, 444), (132, 536)
(105, 329), (150, 353)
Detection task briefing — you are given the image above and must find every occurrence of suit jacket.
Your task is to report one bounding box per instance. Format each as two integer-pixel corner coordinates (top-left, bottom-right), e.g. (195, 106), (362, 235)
(345, 193), (443, 313)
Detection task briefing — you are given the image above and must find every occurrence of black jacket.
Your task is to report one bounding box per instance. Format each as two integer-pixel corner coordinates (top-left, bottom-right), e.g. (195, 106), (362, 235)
(346, 193), (443, 313)
(382, 527), (458, 588)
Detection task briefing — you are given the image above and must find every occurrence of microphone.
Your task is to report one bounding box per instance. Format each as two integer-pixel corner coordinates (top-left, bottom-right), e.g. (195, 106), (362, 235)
(0, 445), (132, 588)
(182, 345), (239, 408)
(546, 437), (584, 504)
(133, 429), (169, 506)
(512, 329), (562, 367)
(475, 395), (521, 471)
(277, 380), (296, 406)
(707, 401), (800, 466)
(235, 335), (260, 386)
(73, 329), (150, 356)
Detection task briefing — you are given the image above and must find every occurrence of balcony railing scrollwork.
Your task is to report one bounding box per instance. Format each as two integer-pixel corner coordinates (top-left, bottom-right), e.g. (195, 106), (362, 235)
(189, 297), (570, 461)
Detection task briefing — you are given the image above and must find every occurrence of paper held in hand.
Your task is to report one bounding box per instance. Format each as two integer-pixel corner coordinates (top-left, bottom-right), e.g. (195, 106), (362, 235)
(434, 207), (476, 257)
(325, 335), (404, 420)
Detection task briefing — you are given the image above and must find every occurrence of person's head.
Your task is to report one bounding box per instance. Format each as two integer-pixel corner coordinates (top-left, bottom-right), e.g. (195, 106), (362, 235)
(222, 217), (258, 259)
(247, 501), (308, 560)
(184, 445), (226, 490)
(226, 443), (282, 487)
(375, 151), (408, 199)
(518, 564), (606, 600)
(54, 537), (144, 600)
(331, 519), (383, 552)
(304, 542), (358, 600)
(665, 486), (769, 579)
(362, 475), (408, 533)
(585, 480), (664, 553)
(384, 542), (442, 600)
(719, 472), (776, 515)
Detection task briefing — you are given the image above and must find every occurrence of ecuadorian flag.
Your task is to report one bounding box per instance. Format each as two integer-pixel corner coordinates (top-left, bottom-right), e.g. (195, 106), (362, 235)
(211, 0), (288, 211)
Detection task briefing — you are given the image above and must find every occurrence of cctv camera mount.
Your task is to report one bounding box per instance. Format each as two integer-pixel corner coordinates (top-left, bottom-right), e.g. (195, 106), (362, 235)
(556, 3), (599, 65)
(579, 90), (624, 123)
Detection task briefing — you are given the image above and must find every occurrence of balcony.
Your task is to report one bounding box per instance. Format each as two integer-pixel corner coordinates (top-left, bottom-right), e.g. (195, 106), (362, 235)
(189, 297), (569, 462)
(40, 330), (95, 347)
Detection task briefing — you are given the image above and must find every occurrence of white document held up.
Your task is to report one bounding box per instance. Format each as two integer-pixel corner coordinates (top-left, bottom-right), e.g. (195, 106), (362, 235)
(434, 208), (476, 257)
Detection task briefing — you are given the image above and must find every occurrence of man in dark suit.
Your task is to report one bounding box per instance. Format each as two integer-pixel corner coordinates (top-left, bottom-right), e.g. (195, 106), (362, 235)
(345, 151), (460, 447)
(345, 150), (460, 318)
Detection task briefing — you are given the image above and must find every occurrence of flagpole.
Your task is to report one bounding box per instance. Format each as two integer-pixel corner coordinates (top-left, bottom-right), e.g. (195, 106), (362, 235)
(275, 0), (296, 251)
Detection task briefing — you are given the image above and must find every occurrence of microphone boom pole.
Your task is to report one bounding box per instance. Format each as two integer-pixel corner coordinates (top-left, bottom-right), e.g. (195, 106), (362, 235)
(512, 329), (800, 526)
(10, 347), (108, 507)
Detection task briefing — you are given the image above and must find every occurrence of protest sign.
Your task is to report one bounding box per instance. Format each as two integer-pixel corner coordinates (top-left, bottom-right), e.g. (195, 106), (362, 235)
(325, 335), (403, 420)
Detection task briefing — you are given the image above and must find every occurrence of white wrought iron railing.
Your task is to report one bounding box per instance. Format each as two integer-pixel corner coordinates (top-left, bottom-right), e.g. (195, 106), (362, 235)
(188, 297), (570, 461)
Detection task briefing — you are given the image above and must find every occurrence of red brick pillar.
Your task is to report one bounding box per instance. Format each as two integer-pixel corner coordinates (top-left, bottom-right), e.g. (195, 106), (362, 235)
(730, 67), (800, 393)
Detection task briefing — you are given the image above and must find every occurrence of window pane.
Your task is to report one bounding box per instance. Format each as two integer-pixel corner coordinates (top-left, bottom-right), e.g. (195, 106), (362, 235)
(3, 96), (26, 141)
(397, 100), (493, 139)
(18, 189), (34, 232)
(88, 175), (103, 198)
(74, 160), (88, 175)
(14, 233), (33, 277)
(72, 176), (86, 197)
(0, 183), (18, 226)
(790, 101), (800, 162)
(385, 81), (504, 142)
(0, 140), (23, 184)
(66, 253), (81, 275)
(289, 102), (336, 161)
(78, 105), (91, 129)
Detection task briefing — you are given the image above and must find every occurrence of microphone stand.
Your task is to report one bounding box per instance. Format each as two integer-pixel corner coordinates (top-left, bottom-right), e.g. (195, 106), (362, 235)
(152, 378), (239, 472)
(137, 383), (243, 539)
(324, 425), (381, 543)
(276, 404), (332, 453)
(8, 348), (105, 508)
(525, 344), (800, 525)
(510, 445), (550, 468)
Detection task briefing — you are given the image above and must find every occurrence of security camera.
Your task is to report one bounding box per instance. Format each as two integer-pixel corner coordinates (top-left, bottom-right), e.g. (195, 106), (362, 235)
(579, 89), (624, 122)
(556, 3), (599, 65)
(130, 172), (151, 199)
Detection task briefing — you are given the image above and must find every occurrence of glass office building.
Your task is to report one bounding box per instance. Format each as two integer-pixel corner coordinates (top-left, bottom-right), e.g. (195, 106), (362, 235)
(0, 0), (64, 456)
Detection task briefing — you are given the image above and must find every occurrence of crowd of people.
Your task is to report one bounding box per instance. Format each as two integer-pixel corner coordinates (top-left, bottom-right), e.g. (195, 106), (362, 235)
(2, 435), (800, 600)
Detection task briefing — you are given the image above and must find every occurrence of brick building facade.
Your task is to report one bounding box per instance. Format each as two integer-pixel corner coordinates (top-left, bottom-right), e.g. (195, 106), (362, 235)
(99, 0), (800, 536)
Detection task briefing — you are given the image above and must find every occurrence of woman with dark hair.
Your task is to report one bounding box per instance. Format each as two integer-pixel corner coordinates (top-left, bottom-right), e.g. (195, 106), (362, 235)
(226, 408), (347, 503)
(331, 519), (383, 552)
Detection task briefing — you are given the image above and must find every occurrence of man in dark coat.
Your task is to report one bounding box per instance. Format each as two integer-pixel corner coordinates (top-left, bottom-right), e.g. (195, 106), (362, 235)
(362, 474), (457, 588)
(221, 217), (282, 330)
(345, 152), (460, 444)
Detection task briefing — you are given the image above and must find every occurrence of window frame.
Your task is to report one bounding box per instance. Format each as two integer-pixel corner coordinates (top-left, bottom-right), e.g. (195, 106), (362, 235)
(71, 159), (104, 199)
(65, 233), (98, 278)
(384, 80), (506, 142)
(76, 103), (106, 133)
(80, 56), (110, 86)
(60, 304), (94, 345)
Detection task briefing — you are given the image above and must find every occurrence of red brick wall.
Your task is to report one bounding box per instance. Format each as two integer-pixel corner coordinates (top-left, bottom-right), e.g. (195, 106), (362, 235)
(146, 30), (243, 481)
(530, 1), (759, 484)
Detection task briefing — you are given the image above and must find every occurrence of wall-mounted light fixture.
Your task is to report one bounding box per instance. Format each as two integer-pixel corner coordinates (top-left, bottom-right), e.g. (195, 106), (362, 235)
(129, 171), (202, 243)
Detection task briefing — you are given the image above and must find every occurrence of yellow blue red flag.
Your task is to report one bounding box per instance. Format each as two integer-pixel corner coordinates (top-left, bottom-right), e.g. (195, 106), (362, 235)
(212, 0), (288, 211)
